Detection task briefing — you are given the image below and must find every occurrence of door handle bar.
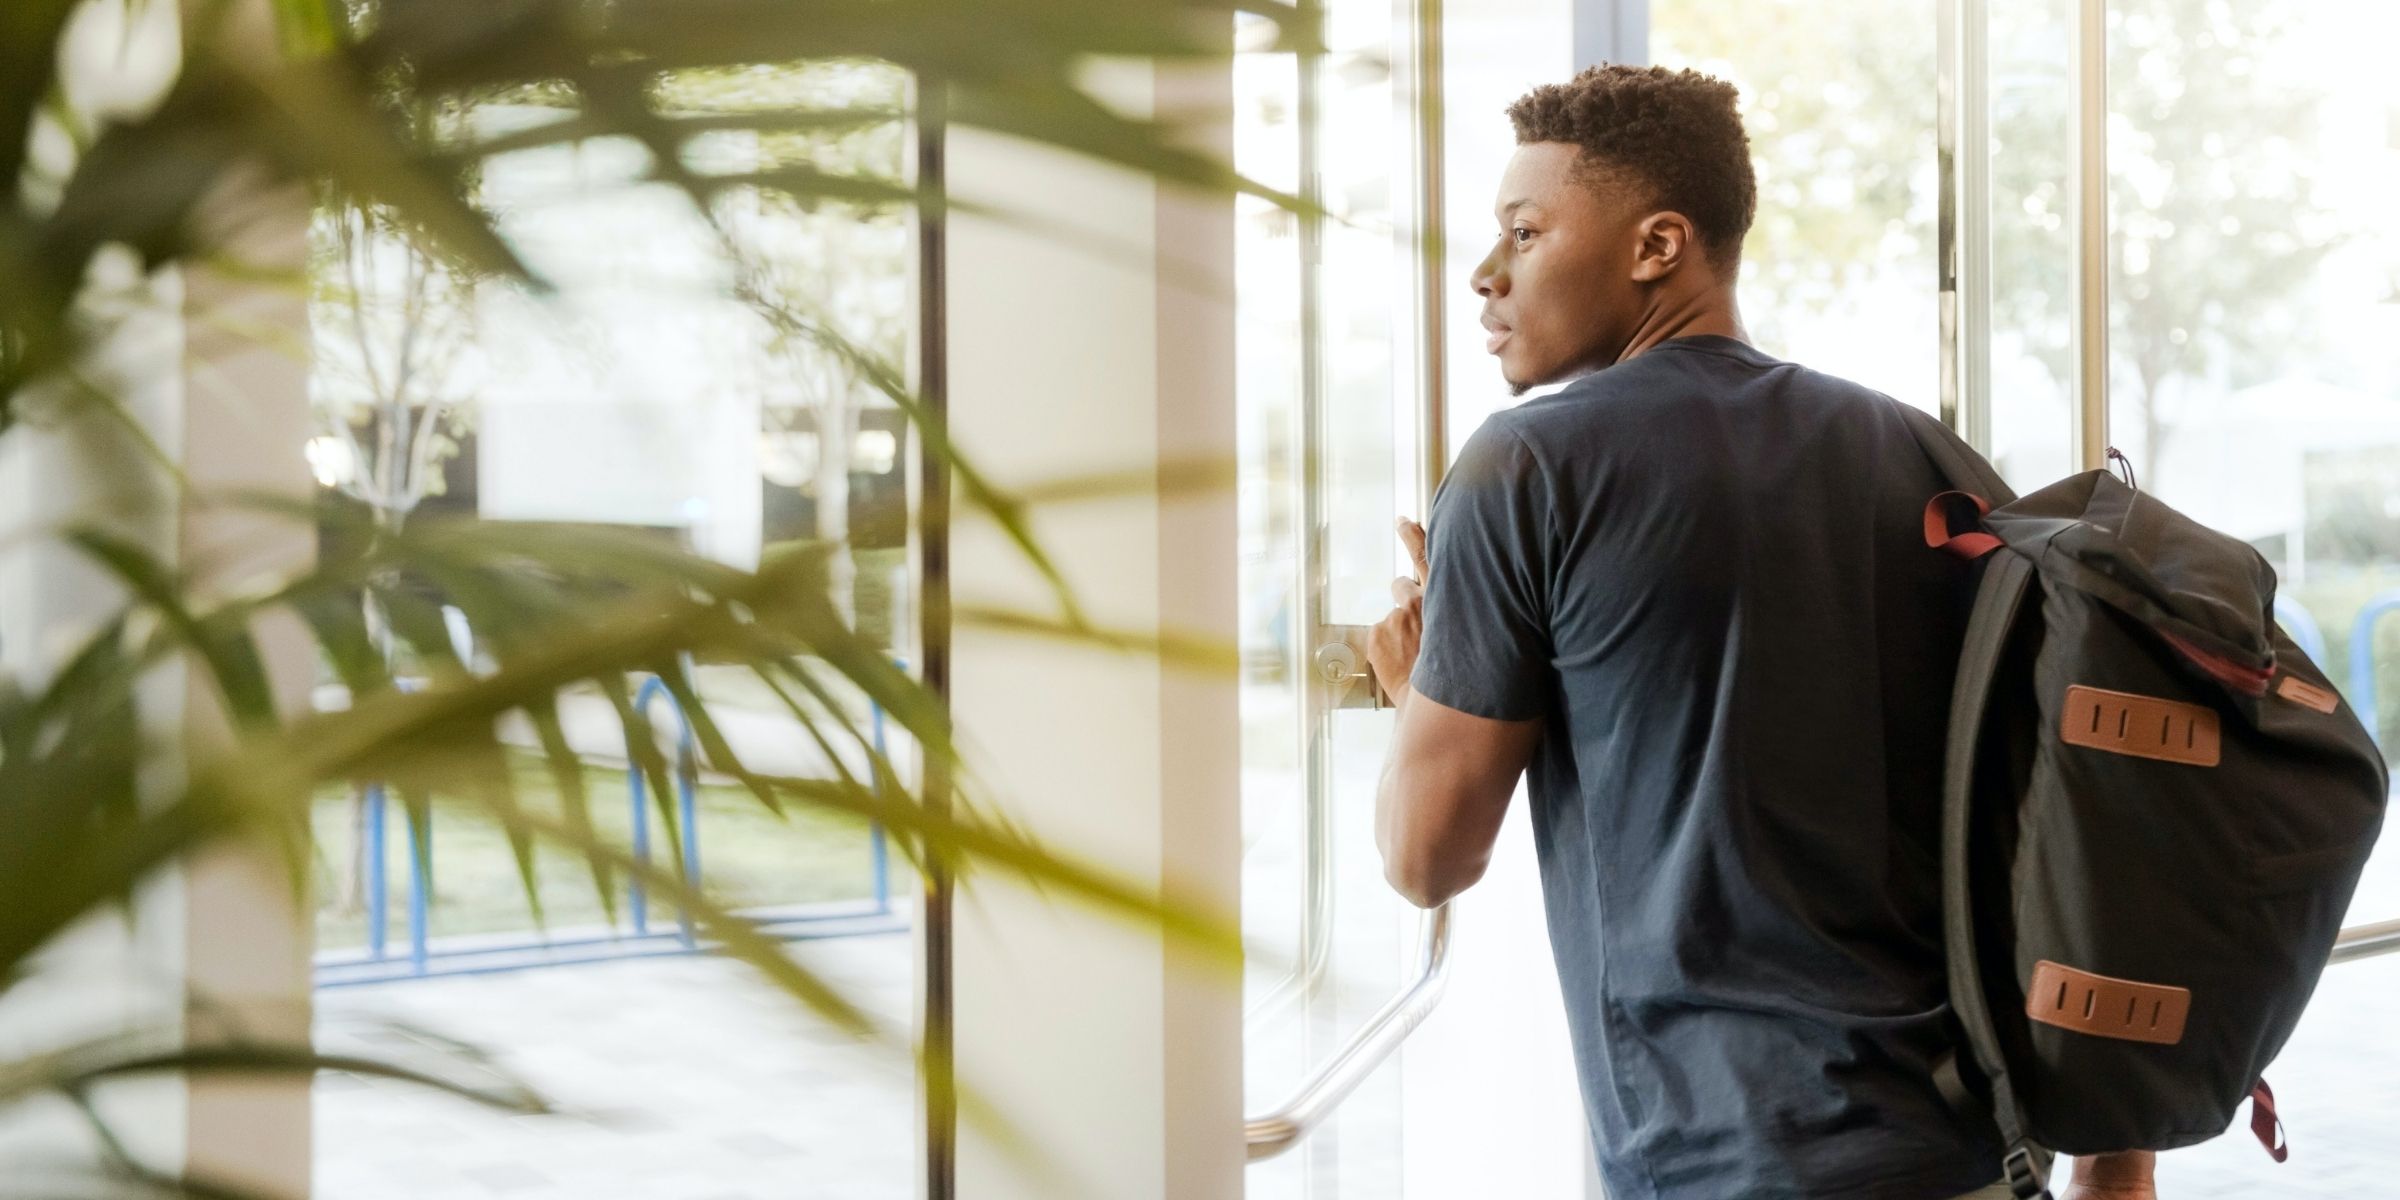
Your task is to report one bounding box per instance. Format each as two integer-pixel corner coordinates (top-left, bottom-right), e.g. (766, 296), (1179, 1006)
(2332, 918), (2400, 965)
(1245, 903), (1451, 1160)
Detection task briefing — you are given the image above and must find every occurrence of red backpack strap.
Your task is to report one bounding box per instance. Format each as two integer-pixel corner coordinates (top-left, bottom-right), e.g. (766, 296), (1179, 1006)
(1924, 491), (2004, 559)
(2250, 1079), (2289, 1163)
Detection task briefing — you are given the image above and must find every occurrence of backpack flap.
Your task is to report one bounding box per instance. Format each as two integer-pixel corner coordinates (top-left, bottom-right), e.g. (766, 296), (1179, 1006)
(1984, 471), (2277, 702)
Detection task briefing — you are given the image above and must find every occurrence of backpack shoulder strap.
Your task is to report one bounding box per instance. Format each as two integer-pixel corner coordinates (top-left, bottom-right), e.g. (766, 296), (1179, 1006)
(1894, 400), (2019, 506)
(1943, 548), (2050, 1198)
(1893, 398), (2048, 1193)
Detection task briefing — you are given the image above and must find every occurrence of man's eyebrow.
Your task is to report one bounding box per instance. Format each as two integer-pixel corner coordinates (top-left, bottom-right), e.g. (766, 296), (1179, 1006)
(1496, 199), (1543, 221)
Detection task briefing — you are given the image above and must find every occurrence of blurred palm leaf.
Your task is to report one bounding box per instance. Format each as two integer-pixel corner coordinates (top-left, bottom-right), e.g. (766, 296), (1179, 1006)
(2, 0), (1275, 1189)
(2, 0), (1318, 418)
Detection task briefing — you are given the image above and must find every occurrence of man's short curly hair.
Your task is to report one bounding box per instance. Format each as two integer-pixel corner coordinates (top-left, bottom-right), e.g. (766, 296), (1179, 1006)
(1506, 65), (1757, 272)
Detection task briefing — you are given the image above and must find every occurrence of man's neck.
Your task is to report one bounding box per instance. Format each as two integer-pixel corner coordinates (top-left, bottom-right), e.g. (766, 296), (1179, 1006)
(1616, 287), (1748, 364)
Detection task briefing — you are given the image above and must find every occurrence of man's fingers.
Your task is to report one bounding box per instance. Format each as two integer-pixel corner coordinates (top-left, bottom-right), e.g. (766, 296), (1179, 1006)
(1397, 518), (1429, 583)
(1390, 575), (1422, 606)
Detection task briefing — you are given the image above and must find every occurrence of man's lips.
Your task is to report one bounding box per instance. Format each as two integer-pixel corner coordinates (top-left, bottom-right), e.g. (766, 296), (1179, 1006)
(1468, 314), (1507, 355)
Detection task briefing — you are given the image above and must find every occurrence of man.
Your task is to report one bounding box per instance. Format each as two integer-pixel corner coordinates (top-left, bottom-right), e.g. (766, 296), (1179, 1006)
(1363, 65), (2155, 1200)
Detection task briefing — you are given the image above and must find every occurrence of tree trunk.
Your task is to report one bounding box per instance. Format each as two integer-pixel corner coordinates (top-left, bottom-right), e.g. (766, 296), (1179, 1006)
(2134, 357), (2170, 497)
(815, 360), (857, 626)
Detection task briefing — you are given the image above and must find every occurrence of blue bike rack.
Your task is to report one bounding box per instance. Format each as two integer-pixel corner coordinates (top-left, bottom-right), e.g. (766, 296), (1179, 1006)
(357, 781), (430, 975)
(2350, 589), (2400, 752)
(325, 662), (908, 987)
(627, 672), (704, 948)
(868, 695), (893, 915)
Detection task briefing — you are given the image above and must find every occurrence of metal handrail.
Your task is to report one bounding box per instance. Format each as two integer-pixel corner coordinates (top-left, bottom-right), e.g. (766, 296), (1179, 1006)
(1245, 904), (1451, 1160)
(2333, 918), (2400, 966)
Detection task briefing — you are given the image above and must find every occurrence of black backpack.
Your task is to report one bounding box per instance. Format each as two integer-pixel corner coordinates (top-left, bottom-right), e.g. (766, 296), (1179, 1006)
(1898, 406), (2390, 1199)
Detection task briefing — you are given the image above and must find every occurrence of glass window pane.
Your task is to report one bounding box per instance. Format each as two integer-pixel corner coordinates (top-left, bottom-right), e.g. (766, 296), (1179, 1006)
(1654, 0), (1941, 410)
(2100, 0), (2400, 925)
(308, 65), (920, 1200)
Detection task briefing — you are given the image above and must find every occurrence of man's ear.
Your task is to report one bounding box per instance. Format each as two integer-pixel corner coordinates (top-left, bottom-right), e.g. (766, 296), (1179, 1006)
(1629, 211), (1695, 283)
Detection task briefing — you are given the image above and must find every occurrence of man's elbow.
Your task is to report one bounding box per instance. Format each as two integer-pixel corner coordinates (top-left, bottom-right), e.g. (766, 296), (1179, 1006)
(1381, 845), (1486, 909)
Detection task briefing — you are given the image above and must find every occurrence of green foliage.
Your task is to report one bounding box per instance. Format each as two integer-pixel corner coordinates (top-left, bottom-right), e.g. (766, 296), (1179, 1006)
(1, 0), (1288, 1188)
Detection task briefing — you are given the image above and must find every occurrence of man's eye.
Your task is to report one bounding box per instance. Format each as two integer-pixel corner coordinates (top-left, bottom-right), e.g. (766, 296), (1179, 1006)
(1511, 227), (1534, 245)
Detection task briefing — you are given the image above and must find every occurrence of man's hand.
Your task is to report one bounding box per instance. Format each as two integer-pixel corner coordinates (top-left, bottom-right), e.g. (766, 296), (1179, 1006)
(1366, 519), (1431, 703)
(2063, 1151), (2157, 1200)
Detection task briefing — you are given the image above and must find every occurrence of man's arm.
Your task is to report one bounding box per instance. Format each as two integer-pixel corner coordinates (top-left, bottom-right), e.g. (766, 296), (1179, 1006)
(1373, 681), (1542, 908)
(1366, 521), (1543, 909)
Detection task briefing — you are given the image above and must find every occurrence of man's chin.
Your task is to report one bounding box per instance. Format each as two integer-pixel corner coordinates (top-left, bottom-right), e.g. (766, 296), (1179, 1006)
(1500, 350), (1596, 397)
(1498, 345), (1567, 397)
(1501, 360), (1545, 398)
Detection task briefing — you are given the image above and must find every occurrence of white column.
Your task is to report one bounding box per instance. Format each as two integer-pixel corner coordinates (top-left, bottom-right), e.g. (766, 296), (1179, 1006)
(175, 159), (318, 1196)
(0, 1), (314, 1191)
(943, 52), (1244, 1200)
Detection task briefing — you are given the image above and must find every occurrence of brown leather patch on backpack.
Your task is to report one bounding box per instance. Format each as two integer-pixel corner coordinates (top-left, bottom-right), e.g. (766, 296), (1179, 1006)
(2060, 685), (2220, 767)
(2276, 675), (2340, 715)
(2026, 960), (2191, 1045)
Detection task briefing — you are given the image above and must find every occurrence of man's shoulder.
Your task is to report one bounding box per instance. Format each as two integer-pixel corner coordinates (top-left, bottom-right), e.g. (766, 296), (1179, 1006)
(1504, 343), (1909, 445)
(1492, 357), (1693, 448)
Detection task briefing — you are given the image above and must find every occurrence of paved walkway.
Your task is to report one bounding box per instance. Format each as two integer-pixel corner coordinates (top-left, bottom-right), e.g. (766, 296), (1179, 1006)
(315, 934), (917, 1200)
(313, 855), (2400, 1199)
(2146, 950), (2400, 1198)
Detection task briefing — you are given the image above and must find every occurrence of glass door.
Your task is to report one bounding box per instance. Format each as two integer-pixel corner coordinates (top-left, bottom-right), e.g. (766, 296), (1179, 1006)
(1234, 0), (1445, 1193)
(1946, 1), (2400, 1190)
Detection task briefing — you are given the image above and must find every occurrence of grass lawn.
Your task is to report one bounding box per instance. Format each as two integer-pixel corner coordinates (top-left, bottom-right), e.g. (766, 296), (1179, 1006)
(312, 751), (890, 953)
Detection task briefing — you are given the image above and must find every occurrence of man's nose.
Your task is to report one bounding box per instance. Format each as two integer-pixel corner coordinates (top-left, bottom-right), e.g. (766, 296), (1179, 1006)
(1471, 248), (1506, 298)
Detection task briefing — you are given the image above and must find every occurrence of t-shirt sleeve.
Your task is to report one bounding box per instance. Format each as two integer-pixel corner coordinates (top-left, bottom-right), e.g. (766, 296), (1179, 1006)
(1409, 418), (1554, 721)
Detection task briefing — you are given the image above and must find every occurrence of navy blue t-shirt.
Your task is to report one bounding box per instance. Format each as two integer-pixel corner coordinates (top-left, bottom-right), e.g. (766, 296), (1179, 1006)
(1410, 336), (2003, 1199)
